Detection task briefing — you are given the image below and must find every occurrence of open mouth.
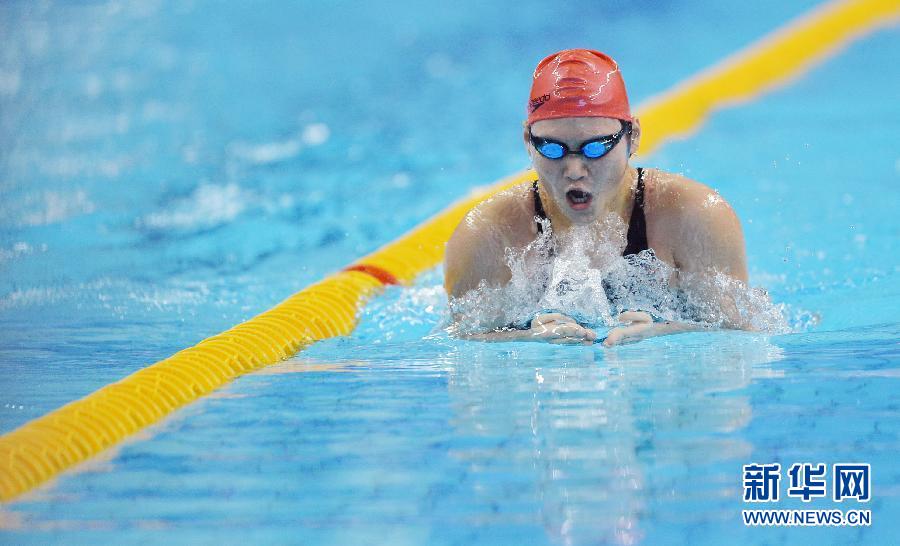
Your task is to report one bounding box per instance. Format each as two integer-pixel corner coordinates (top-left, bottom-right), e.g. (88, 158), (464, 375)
(566, 188), (593, 210)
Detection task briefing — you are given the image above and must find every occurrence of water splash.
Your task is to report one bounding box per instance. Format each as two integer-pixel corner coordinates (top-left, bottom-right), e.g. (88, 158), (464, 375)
(139, 183), (249, 231)
(448, 214), (792, 336)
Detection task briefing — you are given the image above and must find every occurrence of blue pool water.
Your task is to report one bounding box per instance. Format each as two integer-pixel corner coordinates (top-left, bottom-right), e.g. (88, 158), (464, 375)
(1, 0), (898, 544)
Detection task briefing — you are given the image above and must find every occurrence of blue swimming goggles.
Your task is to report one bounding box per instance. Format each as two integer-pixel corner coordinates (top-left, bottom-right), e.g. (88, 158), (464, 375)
(529, 121), (632, 160)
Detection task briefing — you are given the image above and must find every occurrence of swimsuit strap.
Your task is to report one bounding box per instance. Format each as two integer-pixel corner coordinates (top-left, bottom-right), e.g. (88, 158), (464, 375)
(623, 167), (648, 256)
(532, 179), (548, 234)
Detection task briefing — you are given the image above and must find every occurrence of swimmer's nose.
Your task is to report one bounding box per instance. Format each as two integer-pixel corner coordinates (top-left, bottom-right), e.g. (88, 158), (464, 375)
(563, 155), (588, 181)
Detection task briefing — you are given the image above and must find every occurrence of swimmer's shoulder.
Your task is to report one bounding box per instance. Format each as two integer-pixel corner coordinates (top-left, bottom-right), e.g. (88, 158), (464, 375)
(444, 182), (535, 296)
(643, 168), (746, 277)
(644, 168), (741, 227)
(450, 182), (539, 246)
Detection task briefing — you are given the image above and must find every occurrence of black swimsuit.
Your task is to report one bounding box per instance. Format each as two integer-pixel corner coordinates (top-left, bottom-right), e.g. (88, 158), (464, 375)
(532, 167), (648, 256)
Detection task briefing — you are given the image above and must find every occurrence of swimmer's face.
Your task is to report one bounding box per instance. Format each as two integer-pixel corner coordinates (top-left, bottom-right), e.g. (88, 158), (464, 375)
(525, 116), (641, 225)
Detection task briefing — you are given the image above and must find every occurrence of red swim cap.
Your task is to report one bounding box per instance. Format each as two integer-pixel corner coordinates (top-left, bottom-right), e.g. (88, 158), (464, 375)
(527, 49), (632, 125)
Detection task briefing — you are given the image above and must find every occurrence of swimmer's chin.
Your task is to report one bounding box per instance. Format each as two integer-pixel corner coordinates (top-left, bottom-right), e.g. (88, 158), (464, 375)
(560, 205), (600, 224)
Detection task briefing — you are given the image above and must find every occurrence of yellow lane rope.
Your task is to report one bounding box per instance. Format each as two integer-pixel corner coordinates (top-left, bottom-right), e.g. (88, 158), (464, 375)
(1, 0), (897, 503)
(637, 0), (900, 154)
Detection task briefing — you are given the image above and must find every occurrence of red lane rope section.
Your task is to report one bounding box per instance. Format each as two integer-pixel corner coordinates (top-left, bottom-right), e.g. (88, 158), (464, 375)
(343, 264), (400, 286)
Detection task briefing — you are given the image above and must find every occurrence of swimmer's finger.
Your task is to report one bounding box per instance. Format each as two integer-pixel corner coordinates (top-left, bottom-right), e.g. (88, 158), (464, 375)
(603, 323), (652, 347)
(529, 322), (559, 337)
(539, 325), (597, 343)
(551, 324), (596, 340)
(616, 311), (654, 324)
(532, 313), (576, 326)
(602, 328), (627, 347)
(548, 336), (591, 345)
(531, 321), (579, 337)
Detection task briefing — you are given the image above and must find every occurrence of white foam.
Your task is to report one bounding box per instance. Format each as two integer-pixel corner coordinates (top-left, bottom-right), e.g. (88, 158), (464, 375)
(301, 123), (330, 146)
(448, 215), (791, 336)
(227, 123), (329, 165)
(229, 138), (302, 165)
(141, 183), (247, 230)
(0, 242), (33, 264)
(18, 189), (96, 226)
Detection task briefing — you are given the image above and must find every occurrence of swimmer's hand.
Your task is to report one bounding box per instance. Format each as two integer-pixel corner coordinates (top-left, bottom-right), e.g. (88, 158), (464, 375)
(602, 311), (711, 347)
(457, 312), (709, 346)
(459, 312), (597, 345)
(528, 313), (598, 345)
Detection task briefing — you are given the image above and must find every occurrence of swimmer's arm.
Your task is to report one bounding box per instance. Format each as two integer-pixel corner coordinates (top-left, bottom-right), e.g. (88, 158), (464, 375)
(604, 184), (752, 346)
(444, 211), (534, 341)
(670, 191), (753, 330)
(444, 219), (598, 344)
(443, 210), (511, 299)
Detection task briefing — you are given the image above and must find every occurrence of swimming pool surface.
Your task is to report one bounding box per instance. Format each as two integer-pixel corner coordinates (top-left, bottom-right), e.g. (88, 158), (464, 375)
(1, 0), (898, 544)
